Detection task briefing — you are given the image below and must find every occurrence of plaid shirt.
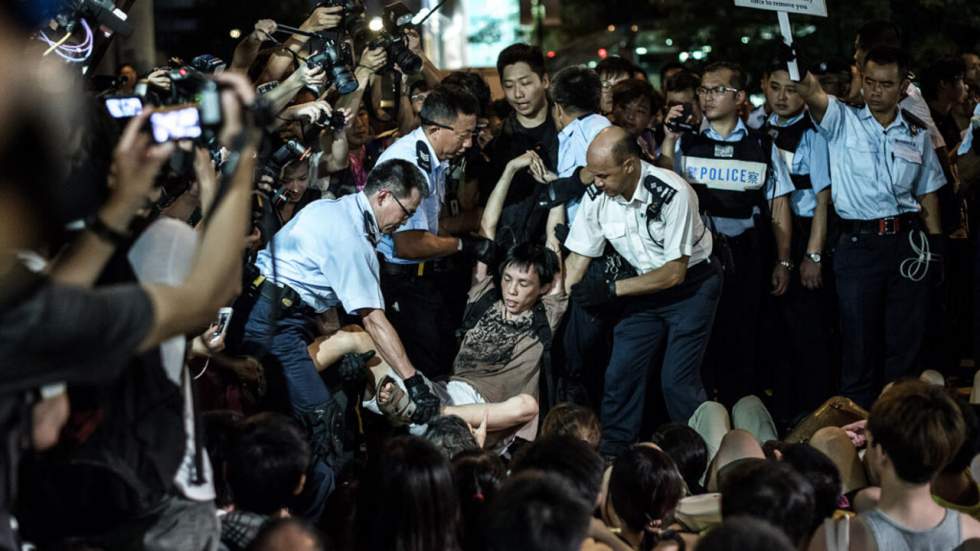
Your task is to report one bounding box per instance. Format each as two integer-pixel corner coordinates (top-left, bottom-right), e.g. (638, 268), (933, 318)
(220, 510), (268, 551)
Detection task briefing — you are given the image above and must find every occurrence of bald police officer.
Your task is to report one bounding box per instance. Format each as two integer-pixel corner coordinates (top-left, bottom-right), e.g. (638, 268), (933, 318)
(376, 85), (495, 379)
(564, 126), (722, 458)
(242, 159), (438, 514)
(791, 45), (947, 407)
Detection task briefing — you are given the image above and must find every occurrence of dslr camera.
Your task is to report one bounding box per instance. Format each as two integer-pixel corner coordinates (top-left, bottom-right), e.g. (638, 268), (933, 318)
(366, 2), (422, 75)
(316, 0), (369, 42)
(306, 41), (359, 95)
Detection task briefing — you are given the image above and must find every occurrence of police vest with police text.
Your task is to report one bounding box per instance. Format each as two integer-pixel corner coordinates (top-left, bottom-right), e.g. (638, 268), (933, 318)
(680, 129), (771, 219)
(765, 114), (815, 191)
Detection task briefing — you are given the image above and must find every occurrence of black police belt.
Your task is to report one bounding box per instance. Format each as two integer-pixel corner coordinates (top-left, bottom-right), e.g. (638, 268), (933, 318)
(379, 258), (437, 278)
(250, 274), (310, 313)
(839, 213), (920, 236)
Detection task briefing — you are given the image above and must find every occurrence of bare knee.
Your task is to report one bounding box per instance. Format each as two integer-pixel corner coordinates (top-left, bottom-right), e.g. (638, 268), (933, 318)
(717, 429), (764, 460)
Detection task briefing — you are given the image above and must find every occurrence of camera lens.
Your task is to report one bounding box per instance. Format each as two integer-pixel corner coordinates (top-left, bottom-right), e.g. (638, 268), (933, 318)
(331, 66), (359, 95)
(389, 40), (422, 75)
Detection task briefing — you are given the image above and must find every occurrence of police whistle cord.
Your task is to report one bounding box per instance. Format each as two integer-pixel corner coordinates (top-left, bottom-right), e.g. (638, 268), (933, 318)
(899, 229), (940, 282)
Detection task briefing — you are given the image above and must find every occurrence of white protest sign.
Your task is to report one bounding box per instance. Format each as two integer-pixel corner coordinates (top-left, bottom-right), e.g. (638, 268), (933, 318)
(734, 0), (828, 81)
(733, 0), (827, 17)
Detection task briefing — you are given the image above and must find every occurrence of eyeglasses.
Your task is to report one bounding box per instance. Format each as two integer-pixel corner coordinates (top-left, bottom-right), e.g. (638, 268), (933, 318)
(421, 118), (476, 141)
(390, 192), (415, 219)
(696, 85), (740, 97)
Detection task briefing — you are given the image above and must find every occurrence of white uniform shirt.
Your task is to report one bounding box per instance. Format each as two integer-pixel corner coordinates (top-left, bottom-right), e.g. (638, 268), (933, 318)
(376, 126), (448, 264)
(255, 192), (384, 313)
(565, 160), (712, 272)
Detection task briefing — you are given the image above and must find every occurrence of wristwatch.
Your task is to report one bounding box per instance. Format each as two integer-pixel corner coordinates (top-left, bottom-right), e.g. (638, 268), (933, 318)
(806, 252), (822, 264)
(778, 259), (795, 271)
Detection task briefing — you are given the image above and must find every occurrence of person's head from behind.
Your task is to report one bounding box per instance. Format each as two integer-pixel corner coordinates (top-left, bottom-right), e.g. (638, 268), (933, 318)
(443, 71), (491, 119)
(586, 126), (642, 199)
(423, 415), (479, 459)
(664, 70), (703, 124)
(485, 471), (592, 551)
(607, 446), (685, 542)
(420, 84), (479, 160)
(452, 449), (506, 550)
(860, 46), (912, 116)
(497, 43), (550, 120)
(611, 79), (660, 138)
(720, 460), (816, 547)
(867, 380), (966, 486)
(694, 516), (795, 551)
(651, 423), (708, 494)
(541, 402), (601, 450)
(246, 517), (324, 551)
(364, 159), (428, 234)
(497, 242), (559, 315)
(854, 20), (901, 66)
(226, 412), (310, 516)
(511, 434), (605, 508)
(597, 56), (638, 113)
(764, 64), (806, 120)
(699, 62), (748, 123)
(549, 66), (601, 131)
(921, 56), (969, 107)
(780, 444), (843, 531)
(355, 435), (460, 551)
(941, 397), (979, 477)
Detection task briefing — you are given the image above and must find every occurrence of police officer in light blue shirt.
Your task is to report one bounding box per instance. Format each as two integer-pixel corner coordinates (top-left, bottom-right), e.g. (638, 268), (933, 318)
(660, 61), (795, 407)
(242, 159), (438, 512)
(374, 85), (495, 379)
(790, 45), (947, 407)
(762, 63), (836, 420)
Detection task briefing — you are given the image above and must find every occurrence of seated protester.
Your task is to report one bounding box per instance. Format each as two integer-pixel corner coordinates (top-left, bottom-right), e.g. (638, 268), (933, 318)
(346, 155), (568, 444)
(245, 518), (324, 551)
(808, 381), (980, 550)
(601, 446), (694, 551)
(540, 402), (602, 451)
(610, 78), (664, 161)
(424, 415), (480, 460)
(354, 436), (461, 551)
(779, 444), (844, 533)
(452, 449), (506, 551)
(720, 460), (817, 548)
(221, 413), (311, 551)
(932, 398), (980, 520)
(694, 517), (795, 551)
(510, 435), (606, 508)
(651, 423), (710, 495)
(485, 471), (593, 551)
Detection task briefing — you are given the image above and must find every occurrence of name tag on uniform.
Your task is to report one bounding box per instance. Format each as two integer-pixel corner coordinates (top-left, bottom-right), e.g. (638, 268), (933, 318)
(892, 142), (922, 164)
(714, 144), (735, 158)
(682, 157), (768, 191)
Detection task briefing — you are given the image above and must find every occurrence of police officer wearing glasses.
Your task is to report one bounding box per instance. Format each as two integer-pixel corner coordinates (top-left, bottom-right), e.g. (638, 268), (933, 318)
(241, 159), (432, 515)
(659, 61), (795, 407)
(375, 85), (496, 379)
(788, 45), (947, 408)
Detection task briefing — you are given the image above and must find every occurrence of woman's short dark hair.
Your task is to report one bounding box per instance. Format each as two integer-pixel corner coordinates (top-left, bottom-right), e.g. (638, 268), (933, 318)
(541, 402), (601, 450)
(780, 444), (843, 530)
(226, 412), (310, 515)
(355, 436), (461, 551)
(609, 446), (685, 548)
(485, 471), (591, 551)
(499, 242), (560, 288)
(549, 66), (601, 115)
(650, 423), (709, 495)
(496, 43), (547, 78)
(719, 460), (816, 546)
(511, 434), (605, 506)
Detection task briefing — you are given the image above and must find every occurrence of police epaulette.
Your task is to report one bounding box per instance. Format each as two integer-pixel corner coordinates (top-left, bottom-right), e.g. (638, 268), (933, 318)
(900, 109), (928, 132)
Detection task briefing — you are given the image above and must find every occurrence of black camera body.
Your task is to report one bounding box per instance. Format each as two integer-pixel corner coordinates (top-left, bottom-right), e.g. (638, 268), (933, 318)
(316, 110), (347, 132)
(167, 65), (223, 129)
(306, 40), (359, 95)
(367, 32), (421, 75)
(665, 103), (697, 134)
(260, 140), (312, 207)
(316, 0), (369, 42)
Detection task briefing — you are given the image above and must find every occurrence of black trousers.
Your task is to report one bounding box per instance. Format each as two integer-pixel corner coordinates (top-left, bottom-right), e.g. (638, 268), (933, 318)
(834, 228), (933, 408)
(701, 228), (768, 407)
(380, 270), (458, 379)
(769, 216), (838, 422)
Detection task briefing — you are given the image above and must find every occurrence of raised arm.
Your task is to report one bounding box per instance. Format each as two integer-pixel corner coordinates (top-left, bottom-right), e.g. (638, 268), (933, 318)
(230, 19), (277, 74)
(479, 151), (536, 240)
(794, 71), (830, 124)
(259, 7), (343, 83)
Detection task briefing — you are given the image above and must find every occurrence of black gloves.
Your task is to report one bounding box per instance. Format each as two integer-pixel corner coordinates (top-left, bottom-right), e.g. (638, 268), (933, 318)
(459, 235), (499, 265)
(336, 351), (375, 384)
(570, 277), (617, 308)
(404, 374), (440, 424)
